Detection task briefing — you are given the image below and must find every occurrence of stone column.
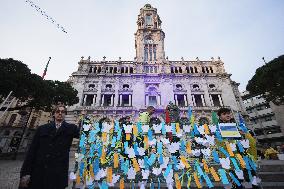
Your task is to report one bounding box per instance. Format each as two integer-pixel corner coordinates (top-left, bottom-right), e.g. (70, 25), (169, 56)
(176, 95), (179, 106)
(184, 94), (188, 106)
(119, 95), (123, 106)
(83, 95), (87, 106)
(209, 94), (213, 106)
(129, 94), (132, 106)
(145, 95), (149, 106)
(157, 95), (161, 106)
(187, 89), (193, 106)
(79, 94), (84, 106)
(96, 82), (102, 106)
(218, 94), (224, 106)
(174, 94), (177, 105)
(92, 95), (96, 106)
(110, 95), (114, 106)
(192, 95), (196, 106)
(114, 80), (119, 106)
(201, 95), (206, 106)
(202, 79), (212, 107)
(101, 95), (104, 106)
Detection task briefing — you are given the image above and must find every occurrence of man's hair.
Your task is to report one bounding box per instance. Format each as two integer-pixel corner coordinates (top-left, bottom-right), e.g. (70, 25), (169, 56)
(217, 107), (231, 116)
(52, 104), (67, 115)
(147, 106), (155, 111)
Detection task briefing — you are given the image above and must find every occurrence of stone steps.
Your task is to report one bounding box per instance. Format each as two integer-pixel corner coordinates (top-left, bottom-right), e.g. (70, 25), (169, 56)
(258, 160), (284, 188)
(65, 114), (77, 124)
(261, 182), (284, 189)
(258, 172), (284, 182)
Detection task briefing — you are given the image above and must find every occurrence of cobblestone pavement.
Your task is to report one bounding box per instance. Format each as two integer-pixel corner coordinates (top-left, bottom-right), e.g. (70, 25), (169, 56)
(0, 160), (22, 189)
(0, 158), (76, 189)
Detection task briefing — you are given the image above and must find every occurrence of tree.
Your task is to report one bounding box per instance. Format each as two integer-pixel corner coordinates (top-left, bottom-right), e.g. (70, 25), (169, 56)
(0, 58), (79, 111)
(246, 55), (284, 105)
(0, 58), (33, 101)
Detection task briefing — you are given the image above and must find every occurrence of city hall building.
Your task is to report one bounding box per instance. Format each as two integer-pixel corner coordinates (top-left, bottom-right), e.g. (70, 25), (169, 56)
(66, 4), (246, 124)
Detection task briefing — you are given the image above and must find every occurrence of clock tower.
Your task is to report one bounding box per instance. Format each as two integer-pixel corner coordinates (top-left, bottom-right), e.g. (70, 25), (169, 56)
(134, 4), (166, 64)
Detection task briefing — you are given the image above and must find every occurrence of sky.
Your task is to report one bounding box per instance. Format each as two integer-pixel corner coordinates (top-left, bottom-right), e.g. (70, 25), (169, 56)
(1, 0), (284, 91)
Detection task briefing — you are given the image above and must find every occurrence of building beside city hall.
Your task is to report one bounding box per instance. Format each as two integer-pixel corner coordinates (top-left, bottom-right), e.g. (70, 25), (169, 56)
(66, 4), (246, 124)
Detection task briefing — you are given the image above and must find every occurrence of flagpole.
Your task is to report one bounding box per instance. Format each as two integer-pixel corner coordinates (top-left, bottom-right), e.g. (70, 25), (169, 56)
(42, 57), (51, 79)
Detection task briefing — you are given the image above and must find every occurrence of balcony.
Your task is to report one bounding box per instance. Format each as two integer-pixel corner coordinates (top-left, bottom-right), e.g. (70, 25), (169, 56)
(248, 112), (257, 118)
(262, 120), (278, 127)
(257, 108), (273, 116)
(266, 133), (284, 139)
(251, 123), (262, 129)
(75, 105), (135, 111)
(244, 101), (253, 108)
(101, 88), (115, 93)
(257, 133), (284, 140)
(253, 98), (266, 105)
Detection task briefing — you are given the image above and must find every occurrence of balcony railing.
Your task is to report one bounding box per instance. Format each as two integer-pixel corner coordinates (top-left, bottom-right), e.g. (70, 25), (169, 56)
(262, 120), (278, 127)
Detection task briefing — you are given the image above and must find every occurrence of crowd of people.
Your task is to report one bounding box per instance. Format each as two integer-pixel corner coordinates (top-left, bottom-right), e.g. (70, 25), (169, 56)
(18, 104), (283, 189)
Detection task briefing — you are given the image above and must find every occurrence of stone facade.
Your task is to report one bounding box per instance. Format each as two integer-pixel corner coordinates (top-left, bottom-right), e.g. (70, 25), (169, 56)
(67, 4), (246, 123)
(242, 91), (284, 146)
(0, 97), (52, 155)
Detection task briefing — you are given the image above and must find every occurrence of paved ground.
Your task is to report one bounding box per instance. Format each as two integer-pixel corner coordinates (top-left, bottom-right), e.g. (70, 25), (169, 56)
(0, 157), (76, 189)
(0, 159), (22, 189)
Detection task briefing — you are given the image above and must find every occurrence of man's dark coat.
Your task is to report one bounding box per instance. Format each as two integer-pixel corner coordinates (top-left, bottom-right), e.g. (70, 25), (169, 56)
(20, 121), (79, 189)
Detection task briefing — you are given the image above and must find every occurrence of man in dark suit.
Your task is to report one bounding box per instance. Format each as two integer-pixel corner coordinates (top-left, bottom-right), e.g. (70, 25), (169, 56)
(19, 104), (80, 189)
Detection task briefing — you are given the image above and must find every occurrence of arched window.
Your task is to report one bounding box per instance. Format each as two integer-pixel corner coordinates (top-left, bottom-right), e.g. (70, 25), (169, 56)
(7, 114), (17, 126)
(88, 84), (96, 88)
(205, 67), (210, 73)
(106, 84), (112, 89)
(176, 84), (182, 89)
(97, 67), (101, 73)
(209, 84), (216, 89)
(123, 84), (130, 89)
(89, 66), (93, 73)
(175, 67), (178, 73)
(192, 84), (199, 89)
(186, 67), (190, 73)
(93, 66), (97, 73)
